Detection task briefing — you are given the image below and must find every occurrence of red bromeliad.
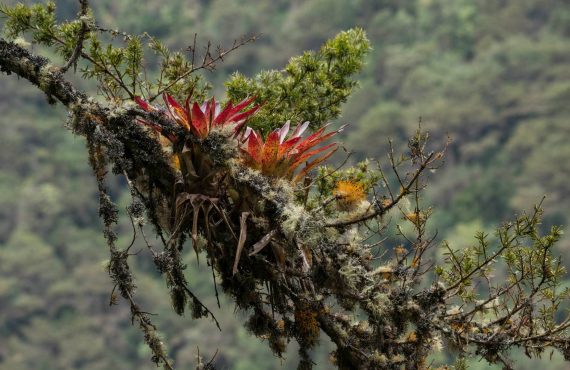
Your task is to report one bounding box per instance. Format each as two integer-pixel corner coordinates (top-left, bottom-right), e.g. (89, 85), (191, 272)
(135, 93), (260, 142)
(241, 121), (344, 182)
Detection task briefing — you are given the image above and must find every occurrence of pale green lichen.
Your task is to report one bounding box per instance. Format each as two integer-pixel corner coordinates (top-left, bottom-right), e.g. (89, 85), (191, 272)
(281, 203), (306, 238)
(338, 257), (367, 290)
(370, 351), (388, 366)
(37, 63), (55, 89)
(364, 292), (391, 319)
(108, 103), (128, 118)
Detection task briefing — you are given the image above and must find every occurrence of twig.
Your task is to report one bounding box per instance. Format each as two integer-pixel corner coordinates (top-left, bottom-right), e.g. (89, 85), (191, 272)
(325, 152), (435, 227)
(61, 0), (89, 73)
(149, 34), (259, 102)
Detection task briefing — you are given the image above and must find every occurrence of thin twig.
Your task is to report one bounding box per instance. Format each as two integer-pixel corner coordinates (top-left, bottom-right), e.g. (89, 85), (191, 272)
(149, 34), (258, 102)
(325, 152), (435, 227)
(61, 0), (89, 73)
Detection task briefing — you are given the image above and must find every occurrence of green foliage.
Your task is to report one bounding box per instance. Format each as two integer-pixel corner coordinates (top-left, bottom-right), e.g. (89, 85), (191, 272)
(225, 28), (370, 133)
(1, 0), (212, 102)
(0, 1), (57, 44)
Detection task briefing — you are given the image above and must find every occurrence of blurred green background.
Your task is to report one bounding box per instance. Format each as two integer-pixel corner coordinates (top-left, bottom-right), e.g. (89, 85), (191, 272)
(0, 0), (569, 369)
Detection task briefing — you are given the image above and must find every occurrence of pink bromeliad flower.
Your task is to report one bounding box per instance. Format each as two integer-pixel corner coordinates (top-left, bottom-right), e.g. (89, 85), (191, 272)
(241, 121), (344, 182)
(135, 93), (260, 142)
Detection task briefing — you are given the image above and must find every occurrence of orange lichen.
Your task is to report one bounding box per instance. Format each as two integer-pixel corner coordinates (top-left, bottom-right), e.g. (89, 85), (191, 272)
(373, 265), (394, 280)
(334, 180), (366, 206)
(171, 153), (181, 171)
(294, 307), (320, 345)
(405, 211), (425, 227)
(405, 331), (418, 343)
(394, 245), (407, 256)
(276, 319), (286, 332)
(405, 212), (419, 224)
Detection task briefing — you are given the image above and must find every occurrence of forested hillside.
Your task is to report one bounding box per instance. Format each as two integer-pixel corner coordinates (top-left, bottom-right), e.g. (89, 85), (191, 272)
(0, 1), (569, 369)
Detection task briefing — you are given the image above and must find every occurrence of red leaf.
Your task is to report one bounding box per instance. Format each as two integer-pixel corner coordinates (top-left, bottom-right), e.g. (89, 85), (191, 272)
(134, 96), (152, 111)
(213, 101), (233, 125)
(292, 147), (338, 182)
(247, 130), (263, 164)
(289, 142), (337, 172)
(278, 136), (301, 158)
(191, 102), (208, 138)
(205, 96), (216, 127)
(295, 127), (339, 155)
(163, 93), (190, 130)
(231, 104), (261, 123)
(232, 96), (256, 113)
(231, 105), (261, 134)
(261, 130), (280, 171)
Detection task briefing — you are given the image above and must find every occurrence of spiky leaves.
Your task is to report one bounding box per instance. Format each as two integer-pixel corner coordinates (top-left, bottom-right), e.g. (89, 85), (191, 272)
(135, 93), (260, 142)
(241, 121), (343, 182)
